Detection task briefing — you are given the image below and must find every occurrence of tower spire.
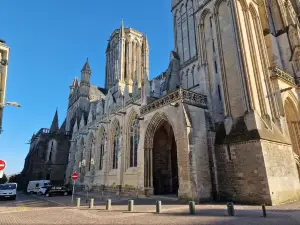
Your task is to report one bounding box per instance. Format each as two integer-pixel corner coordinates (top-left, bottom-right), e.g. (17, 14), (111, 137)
(50, 108), (59, 132)
(120, 19), (125, 38)
(81, 58), (91, 72)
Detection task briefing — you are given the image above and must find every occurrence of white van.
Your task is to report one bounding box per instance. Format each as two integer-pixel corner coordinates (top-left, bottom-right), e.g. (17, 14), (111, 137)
(27, 180), (51, 194)
(0, 183), (17, 200)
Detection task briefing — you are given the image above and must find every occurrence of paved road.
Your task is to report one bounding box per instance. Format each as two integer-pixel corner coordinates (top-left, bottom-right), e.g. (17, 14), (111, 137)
(1, 193), (300, 224)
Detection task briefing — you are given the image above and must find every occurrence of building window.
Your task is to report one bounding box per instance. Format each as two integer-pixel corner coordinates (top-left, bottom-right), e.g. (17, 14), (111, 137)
(80, 146), (84, 173)
(99, 137), (105, 170)
(49, 141), (54, 162)
(226, 144), (232, 161)
(112, 125), (120, 169)
(129, 117), (140, 167)
(214, 60), (218, 74)
(88, 140), (94, 171)
(218, 85), (222, 102)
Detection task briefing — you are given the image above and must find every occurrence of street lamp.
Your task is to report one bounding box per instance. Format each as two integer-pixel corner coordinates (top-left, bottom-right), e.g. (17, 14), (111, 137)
(0, 102), (21, 108)
(0, 101), (21, 134)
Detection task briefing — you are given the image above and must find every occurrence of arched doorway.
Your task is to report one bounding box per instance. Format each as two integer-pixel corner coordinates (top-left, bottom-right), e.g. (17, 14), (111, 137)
(284, 97), (300, 178)
(152, 121), (179, 195)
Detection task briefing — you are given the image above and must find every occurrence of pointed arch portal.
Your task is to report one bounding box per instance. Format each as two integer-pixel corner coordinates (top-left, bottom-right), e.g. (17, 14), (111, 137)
(144, 113), (179, 195)
(284, 96), (300, 179)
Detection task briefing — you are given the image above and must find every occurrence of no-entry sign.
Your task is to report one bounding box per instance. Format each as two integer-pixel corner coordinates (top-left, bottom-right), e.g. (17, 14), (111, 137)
(71, 172), (79, 181)
(0, 160), (6, 171)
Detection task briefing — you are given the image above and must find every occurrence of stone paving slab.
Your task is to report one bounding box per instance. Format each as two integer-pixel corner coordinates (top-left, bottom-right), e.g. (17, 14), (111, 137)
(1, 194), (300, 224)
(0, 206), (299, 225)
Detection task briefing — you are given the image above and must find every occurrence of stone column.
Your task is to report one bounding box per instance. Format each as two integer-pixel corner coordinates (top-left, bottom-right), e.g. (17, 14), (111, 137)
(114, 46), (118, 82)
(128, 39), (132, 82)
(137, 45), (141, 88)
(125, 41), (130, 81)
(108, 51), (112, 87)
(103, 138), (108, 186)
(133, 42), (137, 79)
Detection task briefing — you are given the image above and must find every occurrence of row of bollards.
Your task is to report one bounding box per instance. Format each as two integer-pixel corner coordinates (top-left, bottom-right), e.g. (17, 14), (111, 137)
(75, 198), (267, 217)
(76, 197), (162, 213)
(226, 202), (267, 217)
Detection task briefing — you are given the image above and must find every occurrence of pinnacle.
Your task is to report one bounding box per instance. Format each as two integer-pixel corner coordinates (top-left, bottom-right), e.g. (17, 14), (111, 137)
(50, 108), (59, 132)
(81, 58), (91, 72)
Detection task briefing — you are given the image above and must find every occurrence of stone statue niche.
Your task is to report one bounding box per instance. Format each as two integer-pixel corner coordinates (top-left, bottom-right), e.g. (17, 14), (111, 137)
(162, 51), (181, 94)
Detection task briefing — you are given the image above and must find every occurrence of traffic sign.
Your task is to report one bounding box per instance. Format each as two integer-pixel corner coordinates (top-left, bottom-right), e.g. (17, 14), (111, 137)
(0, 170), (3, 178)
(71, 172), (79, 180)
(0, 160), (6, 171)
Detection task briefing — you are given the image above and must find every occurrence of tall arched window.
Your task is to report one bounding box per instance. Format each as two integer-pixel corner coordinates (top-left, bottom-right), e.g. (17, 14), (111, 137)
(80, 143), (85, 173)
(129, 116), (140, 167)
(49, 142), (54, 162)
(112, 124), (120, 169)
(99, 135), (105, 170)
(47, 140), (56, 163)
(88, 138), (95, 171)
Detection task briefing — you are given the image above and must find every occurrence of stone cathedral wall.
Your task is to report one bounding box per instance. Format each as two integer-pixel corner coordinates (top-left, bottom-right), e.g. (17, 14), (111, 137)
(215, 140), (300, 205)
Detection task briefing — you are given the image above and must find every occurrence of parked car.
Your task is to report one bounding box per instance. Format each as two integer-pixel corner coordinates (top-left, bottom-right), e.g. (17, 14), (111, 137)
(0, 183), (17, 200)
(27, 180), (51, 194)
(43, 186), (71, 197)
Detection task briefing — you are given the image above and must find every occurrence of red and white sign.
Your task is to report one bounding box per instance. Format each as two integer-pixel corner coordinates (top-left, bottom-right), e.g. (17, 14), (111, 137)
(0, 160), (6, 171)
(71, 172), (79, 181)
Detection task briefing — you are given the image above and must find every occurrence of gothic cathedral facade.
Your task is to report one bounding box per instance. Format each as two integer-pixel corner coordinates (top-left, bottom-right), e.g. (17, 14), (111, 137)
(63, 0), (300, 205)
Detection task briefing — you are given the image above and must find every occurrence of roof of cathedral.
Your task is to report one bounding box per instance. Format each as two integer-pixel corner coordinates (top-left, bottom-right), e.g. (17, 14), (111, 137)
(81, 58), (91, 72)
(98, 87), (108, 95)
(59, 118), (66, 132)
(50, 108), (59, 132)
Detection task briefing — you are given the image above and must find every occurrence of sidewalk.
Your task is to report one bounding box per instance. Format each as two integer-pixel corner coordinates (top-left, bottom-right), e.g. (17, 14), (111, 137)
(72, 191), (134, 206)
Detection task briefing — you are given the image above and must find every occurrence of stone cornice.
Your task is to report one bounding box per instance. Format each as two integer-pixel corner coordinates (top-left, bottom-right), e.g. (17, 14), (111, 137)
(269, 66), (297, 86)
(140, 88), (207, 116)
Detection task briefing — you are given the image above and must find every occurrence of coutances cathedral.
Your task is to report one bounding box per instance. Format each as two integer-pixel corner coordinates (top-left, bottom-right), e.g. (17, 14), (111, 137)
(22, 0), (300, 205)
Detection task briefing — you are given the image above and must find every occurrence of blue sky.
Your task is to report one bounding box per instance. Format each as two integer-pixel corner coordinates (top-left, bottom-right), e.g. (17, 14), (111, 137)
(0, 0), (174, 175)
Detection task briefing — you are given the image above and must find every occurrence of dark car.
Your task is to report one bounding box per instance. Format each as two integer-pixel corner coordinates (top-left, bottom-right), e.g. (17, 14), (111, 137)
(44, 186), (71, 197)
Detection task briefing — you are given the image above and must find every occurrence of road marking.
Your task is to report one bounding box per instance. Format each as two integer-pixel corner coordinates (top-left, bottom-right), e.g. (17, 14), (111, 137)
(32, 195), (66, 206)
(0, 207), (60, 214)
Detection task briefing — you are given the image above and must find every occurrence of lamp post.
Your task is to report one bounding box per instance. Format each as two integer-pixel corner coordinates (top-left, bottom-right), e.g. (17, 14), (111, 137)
(0, 101), (21, 134)
(0, 102), (21, 108)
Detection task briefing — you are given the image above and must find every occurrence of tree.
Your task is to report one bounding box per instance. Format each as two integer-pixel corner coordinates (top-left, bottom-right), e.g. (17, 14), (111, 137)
(8, 173), (25, 190)
(0, 174), (8, 184)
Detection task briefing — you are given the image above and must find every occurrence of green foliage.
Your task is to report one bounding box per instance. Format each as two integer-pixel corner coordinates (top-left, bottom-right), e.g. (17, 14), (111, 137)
(123, 184), (134, 189)
(8, 173), (25, 190)
(0, 173), (8, 184)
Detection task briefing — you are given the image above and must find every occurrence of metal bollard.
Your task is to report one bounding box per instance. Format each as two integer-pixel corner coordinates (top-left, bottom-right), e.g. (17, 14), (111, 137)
(227, 202), (235, 216)
(128, 200), (134, 212)
(156, 200), (162, 213)
(89, 198), (94, 209)
(106, 199), (111, 210)
(76, 198), (81, 208)
(262, 204), (267, 217)
(189, 201), (195, 215)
